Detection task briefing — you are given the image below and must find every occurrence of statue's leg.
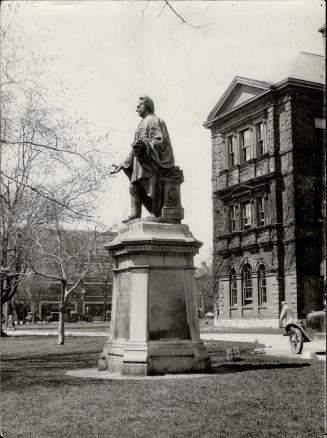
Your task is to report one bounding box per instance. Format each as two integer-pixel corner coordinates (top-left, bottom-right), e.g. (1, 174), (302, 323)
(121, 183), (142, 223)
(138, 176), (160, 217)
(140, 192), (154, 216)
(136, 184), (159, 217)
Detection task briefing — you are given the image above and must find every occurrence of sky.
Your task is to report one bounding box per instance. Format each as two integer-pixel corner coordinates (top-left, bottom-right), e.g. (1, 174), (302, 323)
(2, 0), (325, 264)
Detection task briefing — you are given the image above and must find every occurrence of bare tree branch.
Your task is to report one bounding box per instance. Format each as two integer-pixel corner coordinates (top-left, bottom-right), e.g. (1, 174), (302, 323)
(0, 139), (89, 160)
(165, 1), (201, 29)
(157, 2), (167, 19)
(0, 170), (92, 217)
(140, 1), (151, 25)
(66, 231), (97, 297)
(29, 265), (63, 282)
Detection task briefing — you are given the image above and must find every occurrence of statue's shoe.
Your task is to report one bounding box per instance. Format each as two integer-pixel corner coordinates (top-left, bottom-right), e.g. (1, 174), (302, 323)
(121, 214), (141, 224)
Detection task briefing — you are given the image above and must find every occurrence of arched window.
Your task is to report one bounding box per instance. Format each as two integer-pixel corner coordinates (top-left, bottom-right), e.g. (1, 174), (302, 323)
(242, 263), (253, 305)
(230, 268), (237, 306)
(258, 264), (267, 305)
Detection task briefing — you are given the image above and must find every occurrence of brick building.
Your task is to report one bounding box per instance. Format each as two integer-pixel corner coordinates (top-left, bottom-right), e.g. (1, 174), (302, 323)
(204, 51), (325, 327)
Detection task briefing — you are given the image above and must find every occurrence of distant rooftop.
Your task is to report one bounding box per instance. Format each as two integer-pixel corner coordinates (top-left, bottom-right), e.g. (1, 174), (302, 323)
(267, 51), (325, 85)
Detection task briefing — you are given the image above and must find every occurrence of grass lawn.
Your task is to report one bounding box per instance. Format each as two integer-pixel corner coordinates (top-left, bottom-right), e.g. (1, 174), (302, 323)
(12, 321), (111, 332)
(1, 336), (325, 438)
(12, 319), (284, 335)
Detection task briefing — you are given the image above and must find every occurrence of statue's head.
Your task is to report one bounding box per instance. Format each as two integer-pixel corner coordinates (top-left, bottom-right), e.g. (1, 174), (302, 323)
(137, 95), (155, 117)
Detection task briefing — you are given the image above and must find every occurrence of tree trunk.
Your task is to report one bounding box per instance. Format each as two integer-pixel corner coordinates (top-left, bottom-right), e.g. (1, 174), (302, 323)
(0, 302), (8, 337)
(13, 305), (20, 326)
(58, 281), (66, 345)
(4, 302), (9, 327)
(103, 289), (107, 322)
(58, 310), (65, 345)
(31, 301), (36, 324)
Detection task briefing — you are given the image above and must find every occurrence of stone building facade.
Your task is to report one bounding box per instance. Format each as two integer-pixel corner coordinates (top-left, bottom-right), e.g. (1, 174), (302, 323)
(204, 52), (325, 327)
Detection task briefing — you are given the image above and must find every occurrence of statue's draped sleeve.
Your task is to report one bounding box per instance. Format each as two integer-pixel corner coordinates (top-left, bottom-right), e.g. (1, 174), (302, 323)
(145, 116), (175, 169)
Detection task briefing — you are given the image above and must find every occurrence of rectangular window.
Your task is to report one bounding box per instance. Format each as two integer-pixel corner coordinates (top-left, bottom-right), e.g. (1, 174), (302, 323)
(230, 270), (237, 306)
(227, 135), (235, 167)
(242, 265), (253, 305)
(242, 202), (251, 229)
(241, 129), (251, 162)
(229, 205), (236, 232)
(258, 267), (267, 305)
(243, 278), (253, 305)
(257, 197), (265, 226)
(256, 122), (266, 156)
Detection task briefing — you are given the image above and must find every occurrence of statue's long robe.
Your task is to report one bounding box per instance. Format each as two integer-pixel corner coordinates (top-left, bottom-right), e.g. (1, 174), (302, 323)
(121, 114), (175, 206)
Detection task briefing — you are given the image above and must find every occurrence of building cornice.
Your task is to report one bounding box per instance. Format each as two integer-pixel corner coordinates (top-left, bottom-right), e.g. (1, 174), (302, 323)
(204, 78), (325, 130)
(213, 171), (276, 198)
(274, 77), (325, 92)
(203, 89), (272, 129)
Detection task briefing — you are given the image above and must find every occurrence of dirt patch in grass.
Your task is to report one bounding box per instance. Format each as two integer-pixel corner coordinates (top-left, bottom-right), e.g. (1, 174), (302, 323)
(1, 336), (325, 438)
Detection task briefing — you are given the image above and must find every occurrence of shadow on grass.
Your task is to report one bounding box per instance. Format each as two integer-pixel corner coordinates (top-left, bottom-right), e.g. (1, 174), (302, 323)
(2, 349), (313, 391)
(1, 351), (102, 390)
(210, 361), (311, 374)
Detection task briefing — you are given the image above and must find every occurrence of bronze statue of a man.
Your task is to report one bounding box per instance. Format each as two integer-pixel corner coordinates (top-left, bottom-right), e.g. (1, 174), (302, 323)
(111, 96), (175, 223)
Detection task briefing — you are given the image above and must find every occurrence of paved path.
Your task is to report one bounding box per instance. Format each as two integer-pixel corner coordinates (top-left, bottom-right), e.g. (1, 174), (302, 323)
(200, 333), (288, 348)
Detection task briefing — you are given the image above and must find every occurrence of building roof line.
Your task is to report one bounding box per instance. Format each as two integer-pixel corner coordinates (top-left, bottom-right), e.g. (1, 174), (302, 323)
(206, 76), (273, 123)
(204, 77), (324, 128)
(298, 51), (324, 57)
(203, 88), (271, 128)
(274, 77), (325, 91)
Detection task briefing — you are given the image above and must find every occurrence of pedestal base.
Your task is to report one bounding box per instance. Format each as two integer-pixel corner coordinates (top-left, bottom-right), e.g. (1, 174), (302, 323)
(99, 220), (211, 376)
(100, 339), (210, 376)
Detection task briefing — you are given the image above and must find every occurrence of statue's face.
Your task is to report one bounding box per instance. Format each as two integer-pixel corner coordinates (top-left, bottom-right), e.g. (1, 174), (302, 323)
(136, 100), (148, 118)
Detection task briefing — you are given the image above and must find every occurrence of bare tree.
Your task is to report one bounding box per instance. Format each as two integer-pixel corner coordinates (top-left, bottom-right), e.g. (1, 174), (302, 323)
(0, 8), (114, 334)
(28, 221), (99, 345)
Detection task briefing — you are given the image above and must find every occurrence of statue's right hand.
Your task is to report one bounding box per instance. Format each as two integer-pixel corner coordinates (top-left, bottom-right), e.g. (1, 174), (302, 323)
(109, 164), (122, 175)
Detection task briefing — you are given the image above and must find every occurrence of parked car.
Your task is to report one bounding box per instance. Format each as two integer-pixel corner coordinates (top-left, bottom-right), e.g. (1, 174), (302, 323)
(26, 312), (41, 323)
(284, 309), (326, 354)
(67, 312), (93, 323)
(204, 310), (214, 319)
(47, 312), (60, 322)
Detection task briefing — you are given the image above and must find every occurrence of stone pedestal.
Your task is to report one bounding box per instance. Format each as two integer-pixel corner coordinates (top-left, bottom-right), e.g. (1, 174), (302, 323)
(99, 219), (211, 375)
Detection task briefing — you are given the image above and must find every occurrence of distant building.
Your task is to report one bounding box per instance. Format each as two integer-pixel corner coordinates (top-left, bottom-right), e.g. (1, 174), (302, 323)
(204, 51), (325, 327)
(195, 261), (213, 315)
(36, 231), (116, 320)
